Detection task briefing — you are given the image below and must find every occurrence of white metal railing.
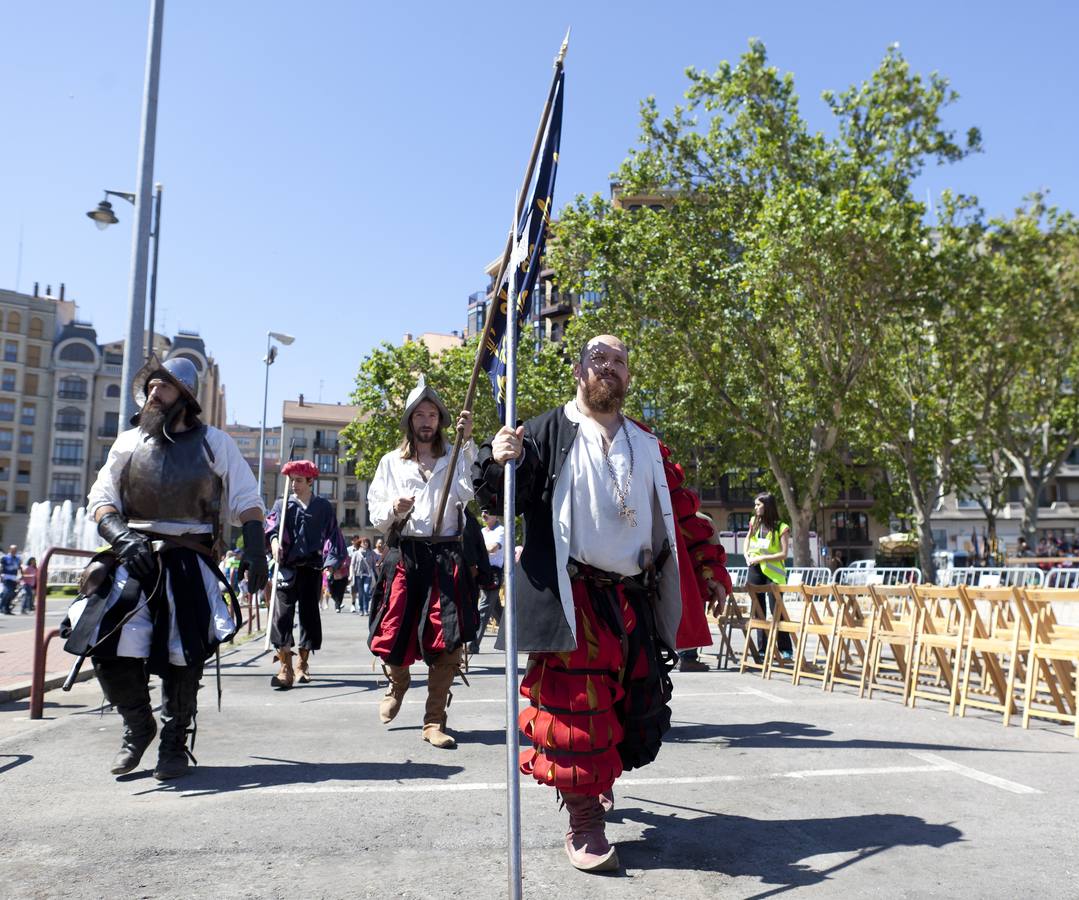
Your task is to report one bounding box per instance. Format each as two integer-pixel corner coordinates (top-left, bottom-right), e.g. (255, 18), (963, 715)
(1045, 567), (1079, 589)
(727, 566), (834, 587)
(728, 567), (749, 587)
(835, 567), (923, 586)
(940, 567), (1046, 588)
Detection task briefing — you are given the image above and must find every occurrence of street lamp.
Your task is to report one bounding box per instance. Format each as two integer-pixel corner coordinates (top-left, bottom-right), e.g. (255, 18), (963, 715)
(257, 331), (296, 503)
(86, 185), (163, 361)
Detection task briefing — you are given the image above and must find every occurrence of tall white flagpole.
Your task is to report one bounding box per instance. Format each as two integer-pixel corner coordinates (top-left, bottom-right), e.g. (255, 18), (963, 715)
(502, 209), (525, 900)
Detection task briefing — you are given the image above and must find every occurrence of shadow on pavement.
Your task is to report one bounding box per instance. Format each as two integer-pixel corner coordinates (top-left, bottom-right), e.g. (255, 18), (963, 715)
(613, 799), (963, 897)
(0, 753), (32, 775)
(127, 754), (465, 796)
(665, 719), (1039, 753)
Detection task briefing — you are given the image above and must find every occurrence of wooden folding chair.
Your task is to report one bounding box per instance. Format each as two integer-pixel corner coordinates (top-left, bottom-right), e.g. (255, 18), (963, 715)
(908, 585), (968, 715)
(827, 585), (877, 697)
(714, 592), (749, 670)
(764, 585), (808, 682)
(738, 585), (778, 677)
(866, 584), (918, 703)
(955, 586), (1026, 726)
(792, 585), (842, 688)
(1019, 589), (1079, 738)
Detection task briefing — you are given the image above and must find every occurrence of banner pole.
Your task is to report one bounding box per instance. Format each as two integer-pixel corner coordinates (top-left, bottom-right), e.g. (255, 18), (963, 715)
(503, 215), (524, 900)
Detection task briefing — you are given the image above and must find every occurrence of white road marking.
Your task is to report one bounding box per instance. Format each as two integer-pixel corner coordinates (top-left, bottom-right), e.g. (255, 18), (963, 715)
(735, 684), (792, 705)
(255, 762), (954, 796)
(908, 751), (1042, 795)
(316, 690), (762, 707)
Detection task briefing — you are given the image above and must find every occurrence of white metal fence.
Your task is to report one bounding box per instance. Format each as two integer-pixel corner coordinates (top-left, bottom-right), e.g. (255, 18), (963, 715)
(834, 567), (922, 586)
(940, 566), (1046, 588)
(1045, 567), (1079, 589)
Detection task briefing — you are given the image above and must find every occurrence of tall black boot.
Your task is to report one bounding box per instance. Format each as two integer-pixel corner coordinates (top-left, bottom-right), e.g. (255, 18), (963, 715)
(93, 657), (157, 776)
(154, 664), (202, 781)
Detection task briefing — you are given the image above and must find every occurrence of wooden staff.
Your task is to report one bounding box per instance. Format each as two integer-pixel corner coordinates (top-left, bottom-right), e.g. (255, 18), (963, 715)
(263, 473), (292, 651)
(432, 29), (569, 535)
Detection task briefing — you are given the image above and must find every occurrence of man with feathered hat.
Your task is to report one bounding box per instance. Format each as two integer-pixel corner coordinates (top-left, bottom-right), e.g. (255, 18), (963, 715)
(264, 458), (347, 688)
(366, 376), (478, 749)
(72, 355), (268, 780)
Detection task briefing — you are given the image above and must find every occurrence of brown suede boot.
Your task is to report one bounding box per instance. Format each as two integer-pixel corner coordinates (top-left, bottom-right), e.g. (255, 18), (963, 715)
(296, 648), (311, 683)
(270, 649), (294, 690)
(422, 647), (462, 749)
(563, 792), (619, 872)
(378, 664), (411, 724)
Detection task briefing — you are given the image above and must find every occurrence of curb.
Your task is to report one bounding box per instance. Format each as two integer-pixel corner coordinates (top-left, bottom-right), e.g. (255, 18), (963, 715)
(0, 668), (96, 705)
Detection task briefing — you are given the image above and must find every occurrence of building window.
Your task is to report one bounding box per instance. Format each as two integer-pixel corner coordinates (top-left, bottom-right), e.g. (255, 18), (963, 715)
(105, 384), (121, 399)
(20, 405), (35, 426)
(316, 478), (336, 499)
(0, 430), (11, 451)
(831, 511), (869, 545)
(0, 458), (8, 480)
(315, 430), (338, 452)
(58, 342), (95, 363)
(291, 429), (307, 450)
(98, 412), (119, 439)
(49, 473), (81, 503)
(3, 341), (16, 363)
(0, 400), (13, 422)
(317, 453), (336, 474)
(7, 312), (20, 333)
(53, 438), (84, 465)
(58, 376), (88, 400)
(727, 511), (752, 532)
(14, 490), (28, 513)
(55, 407), (85, 432)
(24, 373), (38, 395)
(16, 464), (30, 484)
(344, 482), (359, 502)
(0, 489), (6, 509)
(18, 432), (33, 454)
(28, 317), (44, 339)
(26, 345), (41, 368)
(1, 370), (14, 391)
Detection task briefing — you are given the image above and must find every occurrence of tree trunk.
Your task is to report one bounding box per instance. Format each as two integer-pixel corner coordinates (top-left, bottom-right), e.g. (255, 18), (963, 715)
(789, 507), (815, 568)
(1018, 466), (1041, 546)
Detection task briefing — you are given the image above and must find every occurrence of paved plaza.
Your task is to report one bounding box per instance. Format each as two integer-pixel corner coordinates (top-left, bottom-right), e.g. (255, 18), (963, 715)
(1, 609), (1077, 899)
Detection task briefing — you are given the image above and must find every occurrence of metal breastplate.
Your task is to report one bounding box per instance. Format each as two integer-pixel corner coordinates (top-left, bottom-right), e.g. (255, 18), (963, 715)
(119, 425), (223, 526)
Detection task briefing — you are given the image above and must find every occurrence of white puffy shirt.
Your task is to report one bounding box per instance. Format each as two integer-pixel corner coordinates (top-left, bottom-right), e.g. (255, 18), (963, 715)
(565, 402), (655, 576)
(367, 441), (477, 538)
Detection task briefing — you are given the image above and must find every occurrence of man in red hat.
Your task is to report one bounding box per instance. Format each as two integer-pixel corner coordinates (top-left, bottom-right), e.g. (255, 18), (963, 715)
(265, 458), (347, 689)
(474, 335), (729, 872)
(367, 376), (478, 749)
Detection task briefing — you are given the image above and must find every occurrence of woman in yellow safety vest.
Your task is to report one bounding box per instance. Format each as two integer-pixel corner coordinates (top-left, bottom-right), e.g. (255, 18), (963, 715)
(743, 492), (793, 659)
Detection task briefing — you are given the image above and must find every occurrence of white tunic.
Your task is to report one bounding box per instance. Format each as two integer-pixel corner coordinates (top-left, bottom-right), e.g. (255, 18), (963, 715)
(367, 441), (477, 537)
(73, 425), (264, 665)
(567, 407), (655, 575)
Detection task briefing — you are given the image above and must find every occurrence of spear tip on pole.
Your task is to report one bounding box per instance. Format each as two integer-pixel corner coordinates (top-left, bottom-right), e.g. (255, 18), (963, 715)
(556, 27), (570, 67)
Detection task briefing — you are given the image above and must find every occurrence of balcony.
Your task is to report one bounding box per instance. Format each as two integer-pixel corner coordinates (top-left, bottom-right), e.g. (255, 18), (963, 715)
(539, 299), (573, 318)
(314, 438), (339, 453)
(48, 492), (83, 504)
(52, 456), (85, 466)
(291, 438), (308, 449)
(97, 426), (119, 438)
(57, 390), (89, 400)
(55, 421), (85, 433)
(344, 488), (360, 502)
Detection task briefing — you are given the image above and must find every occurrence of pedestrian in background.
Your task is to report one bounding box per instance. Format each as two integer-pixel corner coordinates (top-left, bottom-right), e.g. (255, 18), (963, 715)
(744, 492), (792, 660)
(0, 544), (21, 615)
(468, 509), (504, 654)
(19, 556), (37, 614)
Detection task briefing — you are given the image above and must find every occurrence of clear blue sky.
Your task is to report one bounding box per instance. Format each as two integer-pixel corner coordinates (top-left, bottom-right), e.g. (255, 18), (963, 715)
(3, 1), (1076, 426)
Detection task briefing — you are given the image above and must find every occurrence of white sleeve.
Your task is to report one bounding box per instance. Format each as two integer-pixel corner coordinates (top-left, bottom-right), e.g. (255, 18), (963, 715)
(366, 454), (397, 532)
(207, 427), (265, 525)
(87, 429), (140, 518)
(453, 439), (477, 504)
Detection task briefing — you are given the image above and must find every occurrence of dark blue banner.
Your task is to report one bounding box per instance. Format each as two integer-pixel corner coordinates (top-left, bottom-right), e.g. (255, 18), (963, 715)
(482, 67), (564, 420)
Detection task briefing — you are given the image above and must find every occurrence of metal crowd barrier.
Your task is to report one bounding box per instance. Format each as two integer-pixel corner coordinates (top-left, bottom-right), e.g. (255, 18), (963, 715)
(1045, 567), (1079, 589)
(835, 567), (923, 586)
(940, 566), (1046, 588)
(785, 567), (834, 586)
(30, 546), (97, 720)
(728, 567), (749, 587)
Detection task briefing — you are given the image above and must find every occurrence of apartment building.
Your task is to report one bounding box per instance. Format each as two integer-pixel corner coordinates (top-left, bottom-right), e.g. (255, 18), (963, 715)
(280, 396), (371, 537)
(0, 284), (77, 545)
(223, 422), (282, 511)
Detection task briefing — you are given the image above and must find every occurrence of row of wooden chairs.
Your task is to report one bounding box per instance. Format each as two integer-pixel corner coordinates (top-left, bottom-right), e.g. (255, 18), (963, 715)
(716, 583), (1079, 738)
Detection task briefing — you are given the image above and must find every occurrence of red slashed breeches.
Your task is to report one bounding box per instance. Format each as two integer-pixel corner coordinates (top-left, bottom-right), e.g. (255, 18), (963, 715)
(518, 573), (674, 796)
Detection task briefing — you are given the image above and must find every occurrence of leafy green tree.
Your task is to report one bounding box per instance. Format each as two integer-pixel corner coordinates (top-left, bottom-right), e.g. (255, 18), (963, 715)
(549, 41), (978, 564)
(341, 335), (575, 483)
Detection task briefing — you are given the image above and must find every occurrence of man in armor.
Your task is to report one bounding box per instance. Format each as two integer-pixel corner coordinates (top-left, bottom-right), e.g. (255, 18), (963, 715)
(367, 376), (477, 749)
(264, 458), (347, 689)
(71, 355), (267, 781)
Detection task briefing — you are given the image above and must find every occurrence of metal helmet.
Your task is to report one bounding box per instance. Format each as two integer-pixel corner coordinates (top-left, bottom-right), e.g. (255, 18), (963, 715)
(400, 374), (450, 432)
(132, 354), (203, 415)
